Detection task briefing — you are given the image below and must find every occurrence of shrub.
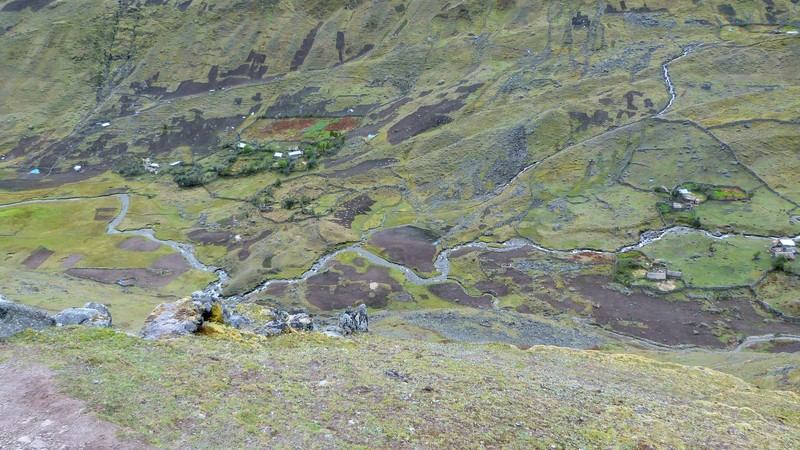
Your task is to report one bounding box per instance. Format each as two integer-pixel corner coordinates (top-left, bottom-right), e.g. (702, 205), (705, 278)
(281, 196), (298, 209)
(173, 167), (204, 187)
(114, 161), (146, 178)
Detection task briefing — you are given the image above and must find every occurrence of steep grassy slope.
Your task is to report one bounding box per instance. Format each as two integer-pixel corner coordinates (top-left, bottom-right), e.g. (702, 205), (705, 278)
(2, 326), (800, 448)
(1, 0), (800, 344)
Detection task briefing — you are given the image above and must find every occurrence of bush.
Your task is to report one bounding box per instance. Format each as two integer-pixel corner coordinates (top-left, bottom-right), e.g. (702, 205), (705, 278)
(114, 161), (146, 178)
(281, 196), (298, 209)
(173, 168), (204, 188)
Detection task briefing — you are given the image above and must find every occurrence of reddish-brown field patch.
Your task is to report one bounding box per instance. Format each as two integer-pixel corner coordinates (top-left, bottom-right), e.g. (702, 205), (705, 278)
(324, 117), (359, 132)
(244, 118), (318, 140)
(568, 275), (800, 347)
(94, 207), (117, 221)
(368, 226), (439, 274)
(332, 194), (375, 228)
(305, 263), (400, 310)
(427, 283), (494, 309)
(22, 247), (54, 269)
(187, 229), (231, 246)
(60, 254), (84, 269)
(117, 237), (161, 252)
(66, 254), (189, 289)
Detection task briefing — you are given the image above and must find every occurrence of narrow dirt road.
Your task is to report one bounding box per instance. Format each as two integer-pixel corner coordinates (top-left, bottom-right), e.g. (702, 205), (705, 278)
(0, 359), (148, 450)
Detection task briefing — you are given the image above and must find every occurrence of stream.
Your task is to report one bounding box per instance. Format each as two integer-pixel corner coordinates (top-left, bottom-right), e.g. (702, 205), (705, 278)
(2, 194), (796, 302)
(655, 45), (699, 117)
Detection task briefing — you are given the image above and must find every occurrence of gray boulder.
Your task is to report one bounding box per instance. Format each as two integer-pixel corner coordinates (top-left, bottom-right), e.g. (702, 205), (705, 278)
(353, 304), (369, 332)
(0, 296), (55, 338)
(331, 304), (370, 337)
(54, 302), (112, 328)
(222, 306), (254, 329)
(140, 298), (205, 340)
(338, 312), (355, 335)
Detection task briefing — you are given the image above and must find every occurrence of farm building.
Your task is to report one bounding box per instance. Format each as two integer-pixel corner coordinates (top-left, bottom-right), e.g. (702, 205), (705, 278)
(666, 270), (682, 279)
(771, 238), (797, 260)
(288, 150), (303, 160)
(646, 271), (666, 281)
(273, 152), (284, 159)
(677, 188), (700, 204)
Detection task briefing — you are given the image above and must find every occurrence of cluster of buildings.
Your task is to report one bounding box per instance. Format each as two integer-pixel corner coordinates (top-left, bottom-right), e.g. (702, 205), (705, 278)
(236, 142), (304, 161)
(645, 266), (683, 282)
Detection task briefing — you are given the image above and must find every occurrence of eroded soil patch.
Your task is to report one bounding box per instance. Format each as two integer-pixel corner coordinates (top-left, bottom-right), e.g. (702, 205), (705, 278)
(388, 99), (464, 144)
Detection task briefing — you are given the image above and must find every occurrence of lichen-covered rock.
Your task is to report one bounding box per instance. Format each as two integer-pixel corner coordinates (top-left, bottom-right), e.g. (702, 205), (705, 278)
(0, 296), (54, 338)
(222, 306), (254, 329)
(140, 298), (205, 340)
(338, 312), (355, 335)
(54, 302), (112, 328)
(330, 304), (370, 337)
(353, 304), (369, 332)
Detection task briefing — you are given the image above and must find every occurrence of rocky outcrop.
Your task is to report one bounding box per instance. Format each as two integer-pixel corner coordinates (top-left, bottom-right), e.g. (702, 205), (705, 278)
(54, 302), (112, 328)
(0, 296), (54, 339)
(140, 298), (208, 340)
(255, 309), (317, 336)
(142, 298), (369, 340)
(323, 304), (369, 337)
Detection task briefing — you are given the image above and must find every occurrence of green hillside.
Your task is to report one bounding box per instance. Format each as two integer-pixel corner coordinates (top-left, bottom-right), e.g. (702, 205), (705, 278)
(2, 1), (800, 446)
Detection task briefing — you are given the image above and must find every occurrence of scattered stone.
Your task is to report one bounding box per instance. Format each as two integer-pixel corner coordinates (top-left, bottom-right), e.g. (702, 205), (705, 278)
(30, 438), (48, 449)
(41, 419), (54, 428)
(17, 436), (32, 444)
(255, 309), (318, 336)
(321, 326), (345, 338)
(0, 296), (55, 338)
(385, 369), (411, 382)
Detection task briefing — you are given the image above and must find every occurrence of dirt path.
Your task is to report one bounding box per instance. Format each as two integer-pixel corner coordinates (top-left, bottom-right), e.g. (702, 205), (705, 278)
(0, 360), (148, 449)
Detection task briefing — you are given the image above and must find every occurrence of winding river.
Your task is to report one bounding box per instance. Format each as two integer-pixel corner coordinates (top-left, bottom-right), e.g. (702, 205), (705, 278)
(2, 194), (796, 298)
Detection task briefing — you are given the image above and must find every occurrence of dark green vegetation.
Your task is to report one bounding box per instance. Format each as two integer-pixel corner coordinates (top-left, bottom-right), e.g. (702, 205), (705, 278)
(2, 0), (800, 445)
